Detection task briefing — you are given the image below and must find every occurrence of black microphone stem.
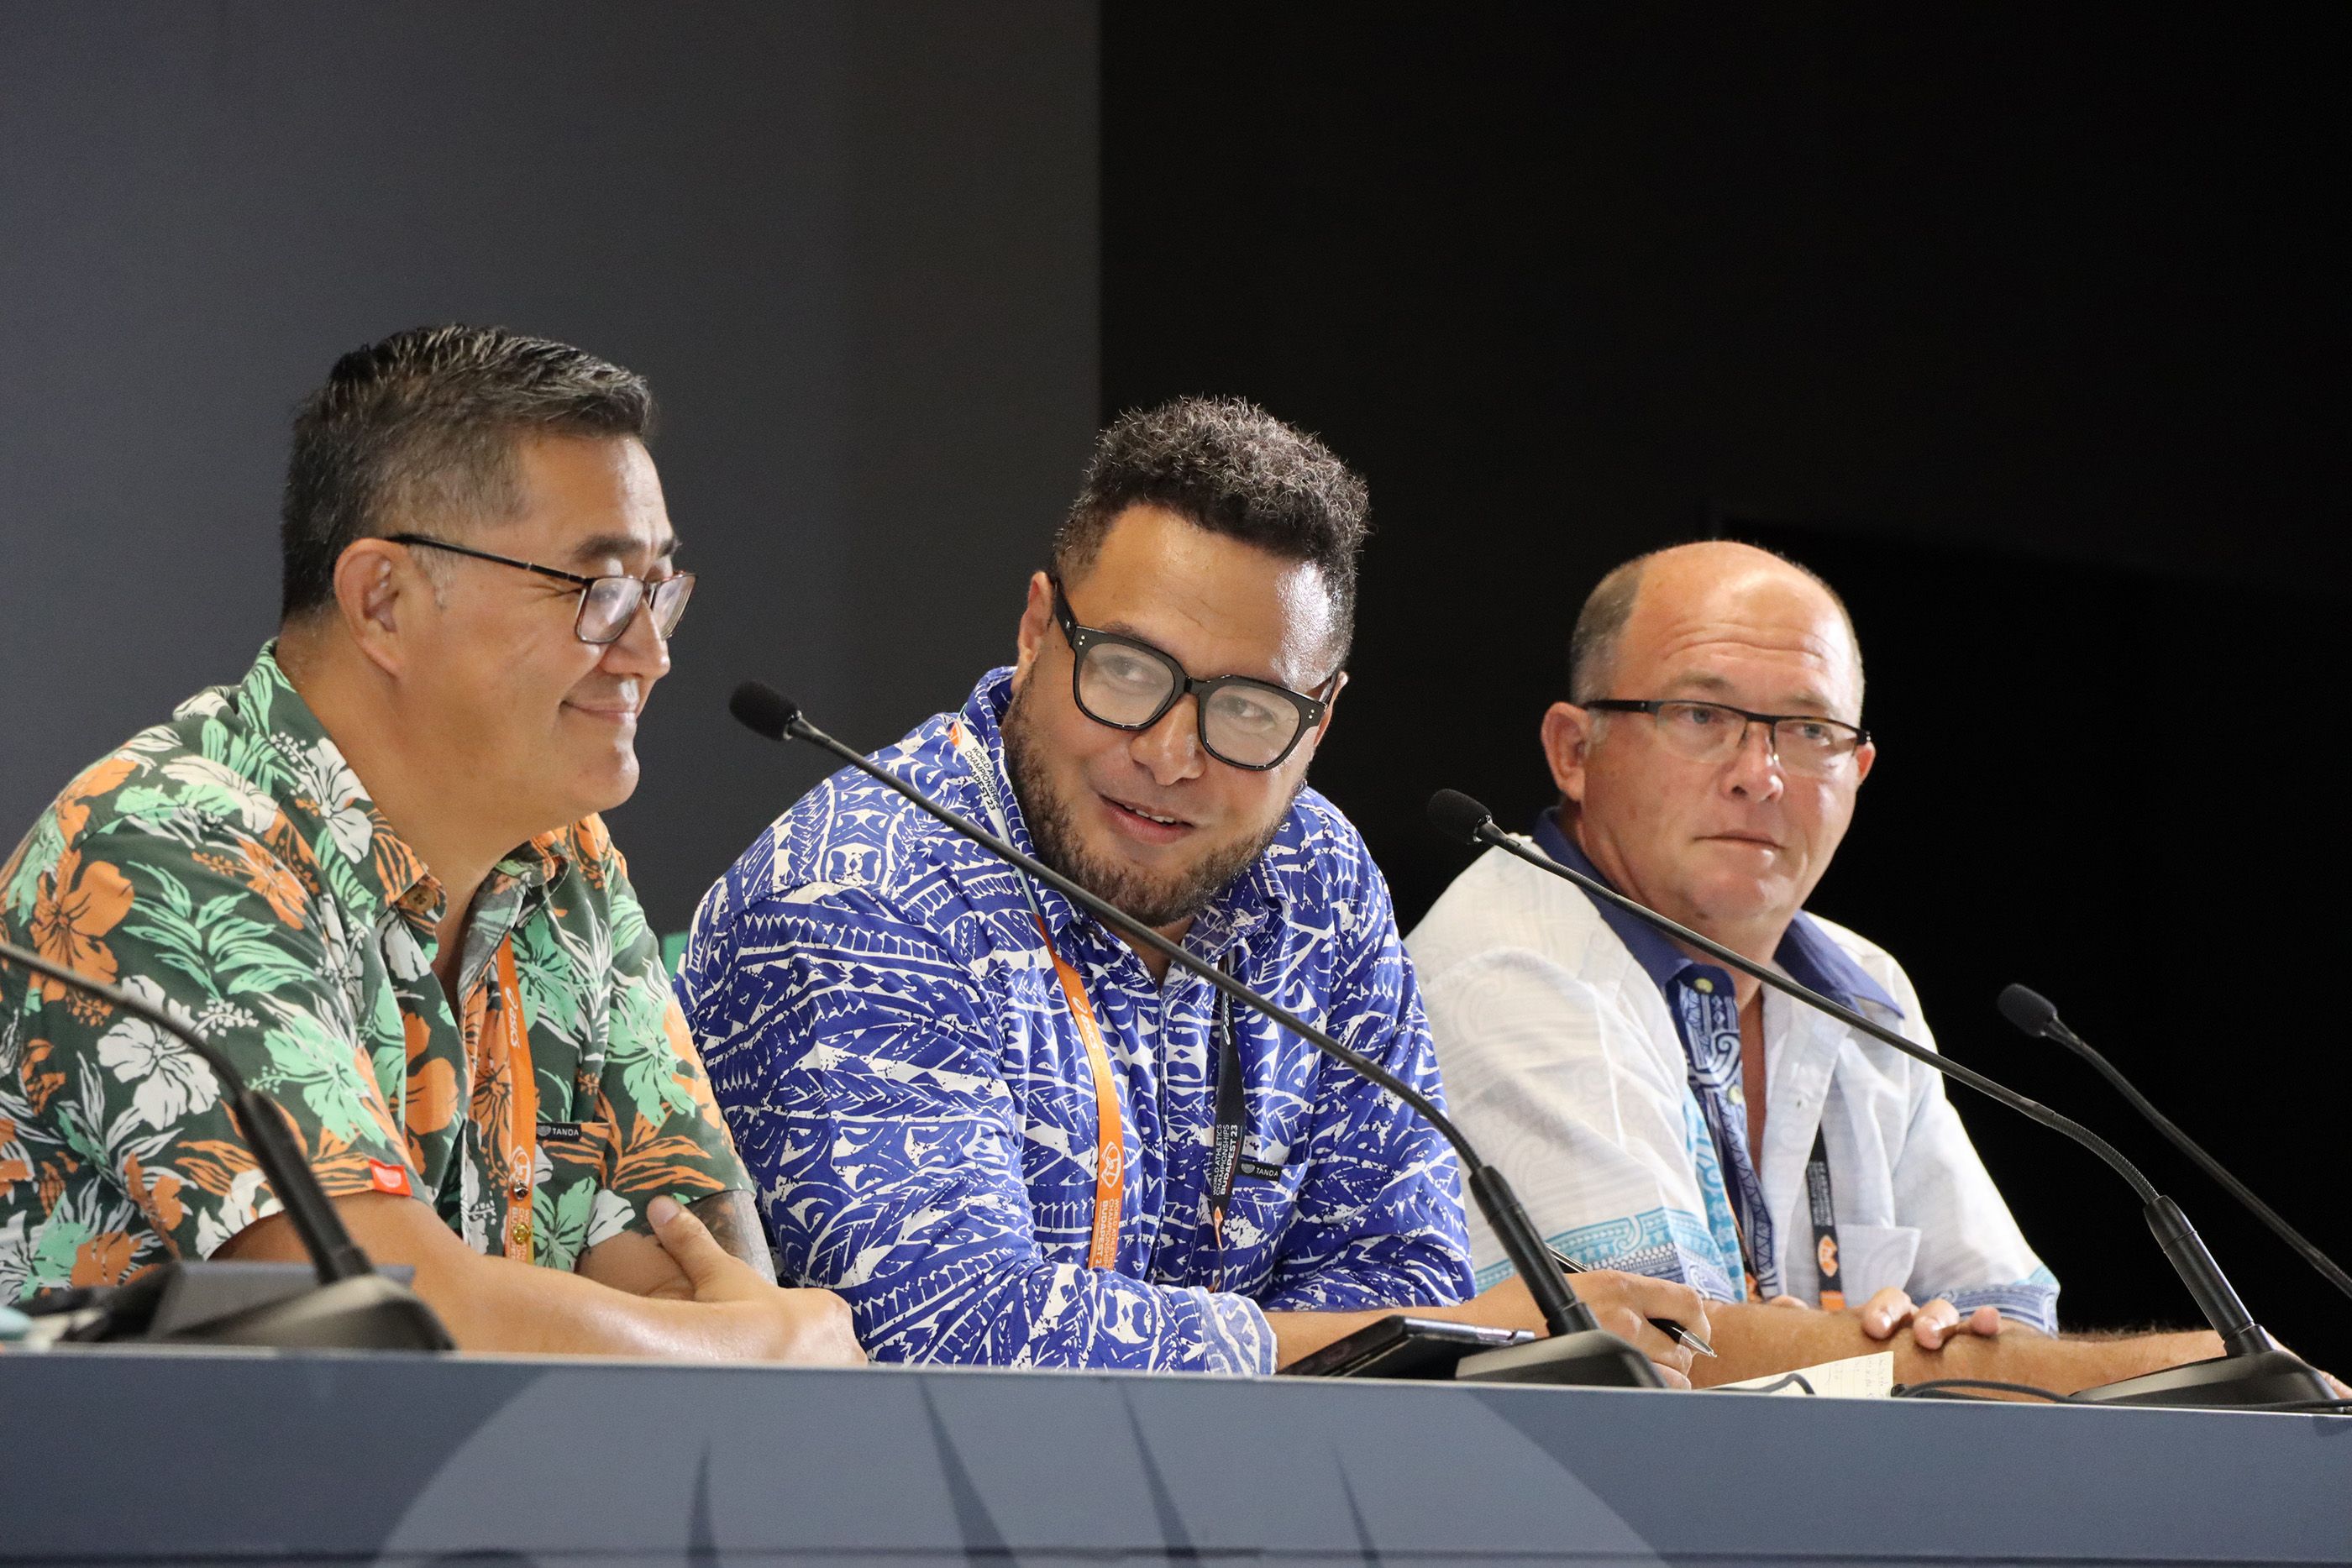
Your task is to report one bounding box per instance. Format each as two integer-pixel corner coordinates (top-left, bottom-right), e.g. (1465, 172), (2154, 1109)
(769, 712), (1599, 1342)
(1451, 817), (2273, 1360)
(2006, 991), (2352, 1308)
(2, 936), (373, 1285)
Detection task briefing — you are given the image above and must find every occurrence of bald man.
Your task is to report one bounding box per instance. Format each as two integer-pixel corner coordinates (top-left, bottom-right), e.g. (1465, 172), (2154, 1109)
(1409, 543), (2223, 1392)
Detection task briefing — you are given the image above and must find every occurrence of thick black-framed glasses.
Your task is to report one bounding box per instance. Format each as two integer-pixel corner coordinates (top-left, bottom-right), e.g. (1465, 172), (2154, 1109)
(386, 533), (695, 644)
(1586, 698), (1870, 776)
(1049, 575), (1336, 770)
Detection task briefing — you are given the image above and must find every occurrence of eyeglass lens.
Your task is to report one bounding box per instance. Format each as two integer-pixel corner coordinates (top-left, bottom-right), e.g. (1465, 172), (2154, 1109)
(576, 574), (695, 643)
(1074, 640), (1304, 768)
(1647, 700), (1858, 774)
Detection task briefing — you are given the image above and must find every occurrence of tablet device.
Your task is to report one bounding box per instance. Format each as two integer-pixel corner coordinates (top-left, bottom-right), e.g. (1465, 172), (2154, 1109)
(1278, 1314), (1536, 1379)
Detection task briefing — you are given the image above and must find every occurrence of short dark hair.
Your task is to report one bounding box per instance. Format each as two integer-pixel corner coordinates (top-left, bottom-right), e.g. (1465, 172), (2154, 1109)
(279, 324), (654, 619)
(1052, 396), (1371, 664)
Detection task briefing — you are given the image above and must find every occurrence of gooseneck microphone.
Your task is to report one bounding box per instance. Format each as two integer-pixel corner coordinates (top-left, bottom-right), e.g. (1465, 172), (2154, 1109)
(730, 683), (1663, 1387)
(1998, 983), (2352, 1307)
(1, 937), (452, 1350)
(1428, 789), (2331, 1408)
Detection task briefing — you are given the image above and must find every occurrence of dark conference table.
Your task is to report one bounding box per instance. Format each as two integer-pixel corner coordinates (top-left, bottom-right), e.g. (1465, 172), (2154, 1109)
(3, 1346), (2346, 1565)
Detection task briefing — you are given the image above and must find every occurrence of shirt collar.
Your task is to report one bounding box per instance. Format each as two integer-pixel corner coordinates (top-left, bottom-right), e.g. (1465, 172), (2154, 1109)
(956, 666), (1284, 949)
(1774, 909), (1903, 1018)
(1530, 807), (1902, 1018)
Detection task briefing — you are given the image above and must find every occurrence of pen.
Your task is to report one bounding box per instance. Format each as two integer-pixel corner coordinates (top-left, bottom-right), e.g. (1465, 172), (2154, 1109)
(1546, 1243), (1718, 1358)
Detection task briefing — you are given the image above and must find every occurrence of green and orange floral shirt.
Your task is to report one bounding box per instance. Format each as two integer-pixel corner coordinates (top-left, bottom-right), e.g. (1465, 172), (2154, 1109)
(0, 644), (749, 1302)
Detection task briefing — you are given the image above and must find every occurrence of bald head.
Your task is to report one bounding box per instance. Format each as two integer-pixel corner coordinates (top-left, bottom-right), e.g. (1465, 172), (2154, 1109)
(1543, 541), (1876, 957)
(1568, 542), (1863, 713)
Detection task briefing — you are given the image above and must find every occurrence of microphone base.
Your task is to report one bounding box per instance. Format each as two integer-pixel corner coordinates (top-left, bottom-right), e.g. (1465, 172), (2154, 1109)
(2072, 1345), (2332, 1409)
(1453, 1329), (1665, 1388)
(62, 1262), (454, 1352)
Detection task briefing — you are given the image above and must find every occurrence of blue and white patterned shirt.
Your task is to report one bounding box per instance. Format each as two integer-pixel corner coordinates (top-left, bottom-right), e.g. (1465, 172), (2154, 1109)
(679, 668), (1473, 1372)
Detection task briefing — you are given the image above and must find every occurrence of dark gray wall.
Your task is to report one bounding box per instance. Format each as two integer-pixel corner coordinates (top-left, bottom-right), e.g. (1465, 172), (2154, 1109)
(0, 1), (1098, 932)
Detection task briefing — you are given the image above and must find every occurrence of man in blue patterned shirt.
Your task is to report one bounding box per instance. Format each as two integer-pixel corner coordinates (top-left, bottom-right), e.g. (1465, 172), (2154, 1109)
(680, 399), (1707, 1376)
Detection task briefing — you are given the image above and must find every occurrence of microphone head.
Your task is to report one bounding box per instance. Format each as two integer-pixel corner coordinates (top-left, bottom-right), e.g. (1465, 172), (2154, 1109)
(1427, 789), (1498, 846)
(1997, 983), (2061, 1038)
(729, 681), (801, 741)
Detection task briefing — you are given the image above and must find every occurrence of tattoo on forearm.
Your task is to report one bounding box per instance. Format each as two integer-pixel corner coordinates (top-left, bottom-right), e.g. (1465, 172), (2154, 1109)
(690, 1190), (779, 1281)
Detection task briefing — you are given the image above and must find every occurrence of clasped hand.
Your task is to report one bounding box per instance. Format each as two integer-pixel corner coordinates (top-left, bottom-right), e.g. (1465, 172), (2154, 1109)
(645, 1194), (865, 1366)
(1760, 1285), (2003, 1350)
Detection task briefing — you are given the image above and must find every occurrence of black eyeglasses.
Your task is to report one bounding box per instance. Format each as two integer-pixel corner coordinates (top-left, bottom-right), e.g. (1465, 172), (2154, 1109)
(1585, 699), (1869, 776)
(1049, 576), (1336, 770)
(386, 534), (695, 644)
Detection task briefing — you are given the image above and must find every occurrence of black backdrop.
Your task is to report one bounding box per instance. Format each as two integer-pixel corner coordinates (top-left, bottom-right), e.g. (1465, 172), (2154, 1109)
(1103, 6), (2352, 1368)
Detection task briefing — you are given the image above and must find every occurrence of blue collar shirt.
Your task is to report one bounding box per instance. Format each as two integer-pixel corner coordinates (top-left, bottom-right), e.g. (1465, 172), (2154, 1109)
(679, 668), (1473, 1371)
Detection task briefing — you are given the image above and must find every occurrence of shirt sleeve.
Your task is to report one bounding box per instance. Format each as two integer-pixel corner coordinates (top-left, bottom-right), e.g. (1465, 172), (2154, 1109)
(1422, 946), (1746, 1301)
(2, 813), (412, 1277)
(564, 828), (752, 1253)
(679, 876), (1274, 1372)
(1878, 986), (2061, 1331)
(1257, 859), (1476, 1314)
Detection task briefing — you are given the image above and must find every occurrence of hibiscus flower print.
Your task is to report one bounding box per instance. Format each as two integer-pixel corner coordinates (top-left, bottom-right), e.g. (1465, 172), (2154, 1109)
(0, 1116), (32, 1192)
(29, 847), (133, 1009)
(192, 1166), (270, 1256)
(123, 1151), (190, 1235)
(53, 757), (139, 842)
(286, 738), (375, 866)
(94, 977), (220, 1134)
(70, 1229), (138, 1288)
(159, 756), (281, 837)
(205, 840), (309, 930)
(15, 1038), (65, 1117)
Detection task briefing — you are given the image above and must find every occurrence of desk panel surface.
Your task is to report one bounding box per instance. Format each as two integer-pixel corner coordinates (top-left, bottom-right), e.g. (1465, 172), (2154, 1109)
(3, 1348), (2346, 1565)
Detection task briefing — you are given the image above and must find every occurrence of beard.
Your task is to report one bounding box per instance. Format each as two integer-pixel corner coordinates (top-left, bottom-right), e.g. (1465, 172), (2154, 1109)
(1000, 676), (1294, 929)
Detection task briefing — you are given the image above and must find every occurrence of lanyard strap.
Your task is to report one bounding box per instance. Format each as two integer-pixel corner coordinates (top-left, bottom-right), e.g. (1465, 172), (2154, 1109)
(1693, 983), (1843, 1308)
(1037, 917), (1126, 1269)
(949, 721), (1126, 1270)
(1803, 1125), (1844, 1309)
(491, 935), (538, 1263)
(1205, 959), (1245, 1235)
(1733, 1124), (1842, 1307)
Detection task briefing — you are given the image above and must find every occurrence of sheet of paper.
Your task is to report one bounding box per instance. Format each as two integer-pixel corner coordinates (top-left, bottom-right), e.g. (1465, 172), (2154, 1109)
(1718, 1350), (1893, 1398)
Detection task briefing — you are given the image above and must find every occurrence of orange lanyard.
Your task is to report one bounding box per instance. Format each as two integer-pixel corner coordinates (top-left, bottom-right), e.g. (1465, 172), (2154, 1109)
(952, 721), (1126, 1269)
(491, 936), (538, 1262)
(1034, 916), (1126, 1268)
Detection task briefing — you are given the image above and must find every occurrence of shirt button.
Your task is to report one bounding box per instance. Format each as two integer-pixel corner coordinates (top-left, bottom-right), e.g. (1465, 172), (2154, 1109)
(1730, 1084), (1746, 1106)
(1693, 977), (1715, 994)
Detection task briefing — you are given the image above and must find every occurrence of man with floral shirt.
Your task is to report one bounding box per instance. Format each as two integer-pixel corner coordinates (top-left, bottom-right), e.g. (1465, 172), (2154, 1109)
(0, 325), (859, 1363)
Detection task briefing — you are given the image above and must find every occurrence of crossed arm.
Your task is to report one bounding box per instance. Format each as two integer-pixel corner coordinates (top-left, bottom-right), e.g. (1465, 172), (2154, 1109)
(579, 1189), (776, 1298)
(219, 1188), (859, 1362)
(1692, 1287), (2220, 1392)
